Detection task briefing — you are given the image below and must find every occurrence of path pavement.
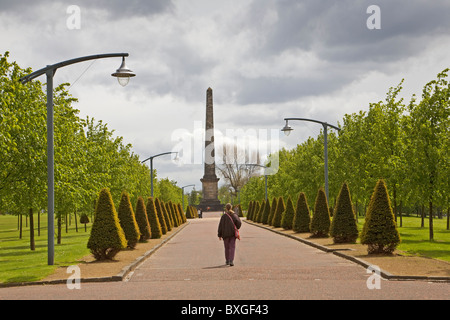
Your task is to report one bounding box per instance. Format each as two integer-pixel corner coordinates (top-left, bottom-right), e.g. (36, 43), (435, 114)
(0, 212), (448, 301)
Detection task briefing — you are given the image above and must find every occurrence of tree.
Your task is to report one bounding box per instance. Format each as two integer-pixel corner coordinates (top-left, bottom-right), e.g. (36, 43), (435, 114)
(310, 188), (331, 237)
(135, 196), (151, 242)
(146, 197), (162, 239)
(293, 192), (311, 233)
(281, 196), (295, 230)
(117, 191), (140, 248)
(361, 179), (401, 254)
(87, 188), (127, 260)
(80, 213), (90, 232)
(330, 183), (359, 243)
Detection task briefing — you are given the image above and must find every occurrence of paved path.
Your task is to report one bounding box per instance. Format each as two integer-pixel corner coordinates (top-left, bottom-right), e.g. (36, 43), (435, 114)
(0, 212), (448, 301)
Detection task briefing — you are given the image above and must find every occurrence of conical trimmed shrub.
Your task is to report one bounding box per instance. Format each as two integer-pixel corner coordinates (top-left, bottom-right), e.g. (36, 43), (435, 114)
(361, 179), (401, 254)
(135, 196), (151, 242)
(310, 188), (331, 237)
(87, 188), (127, 260)
(272, 196), (285, 228)
(167, 202), (179, 227)
(246, 201), (253, 220)
(117, 191), (140, 248)
(281, 196), (295, 230)
(293, 192), (311, 233)
(330, 183), (359, 243)
(146, 197), (162, 239)
(261, 200), (271, 224)
(256, 200), (265, 223)
(268, 197), (277, 226)
(155, 197), (170, 232)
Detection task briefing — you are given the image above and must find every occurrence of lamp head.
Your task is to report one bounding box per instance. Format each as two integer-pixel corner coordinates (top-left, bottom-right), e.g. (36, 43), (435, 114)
(112, 57), (136, 87)
(281, 120), (293, 136)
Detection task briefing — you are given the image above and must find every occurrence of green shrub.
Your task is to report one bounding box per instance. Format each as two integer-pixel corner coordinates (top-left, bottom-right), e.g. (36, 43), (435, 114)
(155, 197), (170, 232)
(117, 191), (140, 248)
(261, 200), (271, 224)
(310, 188), (331, 237)
(177, 203), (186, 223)
(281, 196), (295, 230)
(235, 204), (244, 217)
(87, 188), (127, 260)
(167, 201), (179, 227)
(272, 196), (285, 228)
(293, 192), (311, 233)
(252, 201), (260, 222)
(268, 197), (277, 226)
(361, 179), (401, 254)
(146, 197), (162, 239)
(135, 196), (151, 242)
(256, 200), (265, 223)
(330, 183), (359, 243)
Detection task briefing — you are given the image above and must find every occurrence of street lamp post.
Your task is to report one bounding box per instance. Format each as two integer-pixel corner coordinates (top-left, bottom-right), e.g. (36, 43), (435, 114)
(281, 118), (340, 201)
(141, 152), (178, 197)
(181, 184), (196, 210)
(246, 164), (269, 201)
(19, 53), (136, 265)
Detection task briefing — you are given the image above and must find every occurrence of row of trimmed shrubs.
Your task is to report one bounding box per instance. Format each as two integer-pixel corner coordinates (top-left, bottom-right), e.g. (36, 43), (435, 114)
(87, 188), (187, 260)
(247, 179), (400, 254)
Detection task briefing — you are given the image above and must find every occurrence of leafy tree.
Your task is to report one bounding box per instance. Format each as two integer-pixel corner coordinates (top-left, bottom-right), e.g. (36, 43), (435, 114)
(330, 183), (358, 243)
(310, 188), (330, 237)
(361, 179), (401, 254)
(87, 188), (127, 260)
(293, 192), (311, 233)
(80, 213), (90, 232)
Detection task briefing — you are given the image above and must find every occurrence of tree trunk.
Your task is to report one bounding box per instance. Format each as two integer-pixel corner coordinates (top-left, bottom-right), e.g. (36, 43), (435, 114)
(421, 204), (425, 227)
(447, 207), (449, 230)
(19, 214), (23, 239)
(399, 200), (403, 227)
(74, 209), (78, 233)
(29, 208), (35, 251)
(57, 215), (62, 245)
(38, 211), (41, 236)
(429, 200), (434, 241)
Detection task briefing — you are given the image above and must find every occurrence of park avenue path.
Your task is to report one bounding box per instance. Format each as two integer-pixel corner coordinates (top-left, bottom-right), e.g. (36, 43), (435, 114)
(0, 212), (448, 301)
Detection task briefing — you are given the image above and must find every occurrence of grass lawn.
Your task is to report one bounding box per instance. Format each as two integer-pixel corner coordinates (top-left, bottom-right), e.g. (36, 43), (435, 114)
(355, 214), (450, 261)
(0, 214), (92, 284)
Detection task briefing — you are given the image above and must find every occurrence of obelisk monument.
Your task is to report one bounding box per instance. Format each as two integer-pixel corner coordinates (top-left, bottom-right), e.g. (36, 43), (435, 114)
(199, 88), (222, 211)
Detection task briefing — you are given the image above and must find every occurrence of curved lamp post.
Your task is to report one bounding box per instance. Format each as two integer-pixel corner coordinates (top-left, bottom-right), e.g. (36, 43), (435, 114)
(181, 184), (196, 210)
(141, 152), (178, 198)
(19, 53), (135, 265)
(281, 118), (340, 201)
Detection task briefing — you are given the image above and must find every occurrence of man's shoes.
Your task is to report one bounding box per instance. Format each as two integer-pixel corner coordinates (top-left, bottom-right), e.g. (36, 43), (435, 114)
(229, 261), (234, 266)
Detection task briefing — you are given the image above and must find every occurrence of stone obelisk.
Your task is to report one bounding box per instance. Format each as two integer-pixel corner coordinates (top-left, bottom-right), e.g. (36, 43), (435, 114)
(199, 88), (222, 211)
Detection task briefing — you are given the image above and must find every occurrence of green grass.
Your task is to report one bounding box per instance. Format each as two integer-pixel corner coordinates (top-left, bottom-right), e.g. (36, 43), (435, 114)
(356, 215), (450, 262)
(0, 214), (92, 284)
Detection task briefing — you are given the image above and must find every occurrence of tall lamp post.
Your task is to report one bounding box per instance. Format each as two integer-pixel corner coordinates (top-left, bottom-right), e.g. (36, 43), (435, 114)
(19, 53), (136, 265)
(281, 118), (340, 201)
(141, 152), (178, 197)
(181, 184), (196, 210)
(246, 164), (269, 201)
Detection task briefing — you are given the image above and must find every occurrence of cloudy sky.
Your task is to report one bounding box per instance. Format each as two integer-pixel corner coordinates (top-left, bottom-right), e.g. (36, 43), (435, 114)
(1, 0), (450, 190)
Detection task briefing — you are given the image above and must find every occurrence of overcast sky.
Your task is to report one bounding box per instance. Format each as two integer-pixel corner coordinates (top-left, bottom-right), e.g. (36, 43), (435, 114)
(1, 0), (450, 190)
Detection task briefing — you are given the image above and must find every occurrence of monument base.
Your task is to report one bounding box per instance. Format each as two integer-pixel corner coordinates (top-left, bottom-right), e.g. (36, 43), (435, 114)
(197, 199), (223, 212)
